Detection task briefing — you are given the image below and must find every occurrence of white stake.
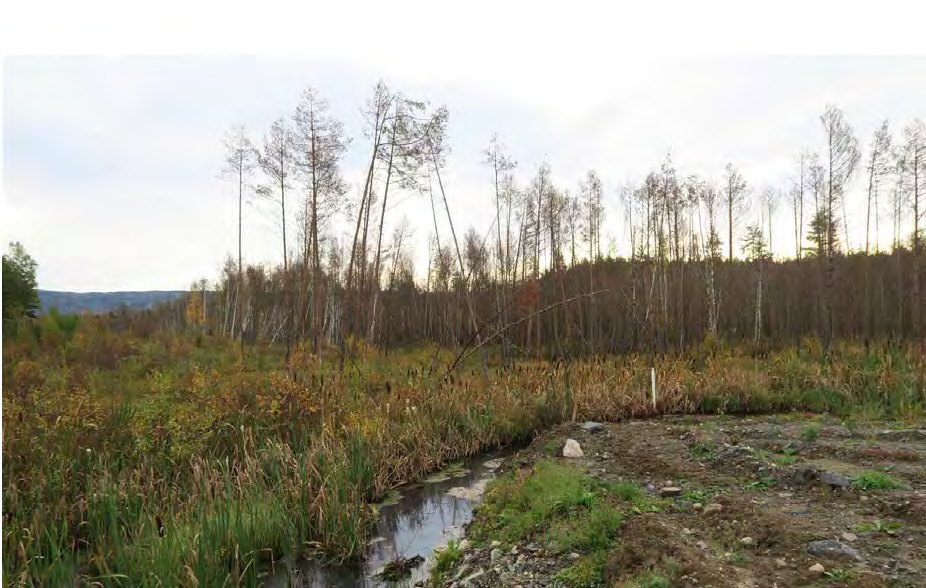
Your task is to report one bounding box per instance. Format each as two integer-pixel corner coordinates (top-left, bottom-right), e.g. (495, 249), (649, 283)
(651, 367), (657, 411)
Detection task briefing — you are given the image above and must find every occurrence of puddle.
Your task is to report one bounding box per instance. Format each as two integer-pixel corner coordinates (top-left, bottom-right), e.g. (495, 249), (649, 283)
(263, 450), (510, 587)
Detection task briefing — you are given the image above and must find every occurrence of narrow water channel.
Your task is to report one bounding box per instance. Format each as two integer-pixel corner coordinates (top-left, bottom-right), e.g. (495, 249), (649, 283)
(263, 450), (511, 587)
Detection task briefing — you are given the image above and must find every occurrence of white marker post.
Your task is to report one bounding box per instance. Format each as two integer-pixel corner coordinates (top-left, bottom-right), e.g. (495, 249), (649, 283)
(651, 367), (657, 411)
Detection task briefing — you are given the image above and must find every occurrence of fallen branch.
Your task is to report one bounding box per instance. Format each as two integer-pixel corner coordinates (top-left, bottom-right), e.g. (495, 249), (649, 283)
(445, 289), (610, 377)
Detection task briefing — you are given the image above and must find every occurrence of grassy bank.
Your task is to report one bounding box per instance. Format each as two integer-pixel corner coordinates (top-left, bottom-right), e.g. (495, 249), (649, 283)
(3, 322), (924, 585)
(448, 461), (673, 587)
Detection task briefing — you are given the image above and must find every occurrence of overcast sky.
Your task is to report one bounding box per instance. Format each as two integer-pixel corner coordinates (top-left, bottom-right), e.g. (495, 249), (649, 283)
(3, 46), (926, 291)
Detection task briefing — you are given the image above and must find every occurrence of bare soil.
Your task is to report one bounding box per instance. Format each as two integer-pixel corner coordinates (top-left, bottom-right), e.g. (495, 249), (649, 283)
(445, 414), (926, 587)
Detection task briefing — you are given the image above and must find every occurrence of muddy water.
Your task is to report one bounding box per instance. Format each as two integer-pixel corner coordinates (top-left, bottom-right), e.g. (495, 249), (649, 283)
(263, 451), (510, 587)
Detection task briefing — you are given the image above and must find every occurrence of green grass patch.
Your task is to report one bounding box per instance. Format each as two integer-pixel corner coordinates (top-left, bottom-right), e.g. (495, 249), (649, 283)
(470, 461), (620, 545)
(744, 475), (776, 491)
(801, 423), (821, 443)
(620, 571), (672, 588)
(553, 552), (608, 588)
(429, 540), (463, 585)
(854, 519), (903, 535)
(467, 461), (624, 586)
(851, 471), (907, 491)
(689, 441), (718, 461)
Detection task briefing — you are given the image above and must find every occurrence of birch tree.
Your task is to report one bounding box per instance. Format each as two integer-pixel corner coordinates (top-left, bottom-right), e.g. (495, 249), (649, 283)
(723, 163), (748, 261)
(221, 125), (255, 358)
(864, 120), (892, 254)
(257, 118), (296, 364)
(292, 87), (348, 351)
(819, 104), (861, 352)
(742, 224), (769, 345)
(790, 150), (810, 260)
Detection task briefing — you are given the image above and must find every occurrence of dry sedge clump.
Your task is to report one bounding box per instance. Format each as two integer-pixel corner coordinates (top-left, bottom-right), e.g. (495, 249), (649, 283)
(2, 326), (923, 585)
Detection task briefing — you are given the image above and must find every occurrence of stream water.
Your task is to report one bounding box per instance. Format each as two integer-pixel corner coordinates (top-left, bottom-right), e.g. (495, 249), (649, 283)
(263, 450), (511, 587)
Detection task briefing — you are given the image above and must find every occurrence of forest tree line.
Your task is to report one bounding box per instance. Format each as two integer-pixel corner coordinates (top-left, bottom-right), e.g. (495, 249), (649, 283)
(139, 84), (924, 359)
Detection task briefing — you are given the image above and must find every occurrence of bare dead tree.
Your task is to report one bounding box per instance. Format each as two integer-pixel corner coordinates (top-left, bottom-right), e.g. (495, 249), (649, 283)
(341, 82), (392, 367)
(257, 118), (296, 365)
(790, 150), (810, 260)
(819, 104), (861, 353)
(723, 163), (748, 262)
(483, 134), (517, 363)
(698, 180), (722, 337)
(901, 119), (925, 337)
(292, 87), (349, 352)
(864, 120), (892, 255)
(742, 223), (769, 346)
(221, 125), (255, 361)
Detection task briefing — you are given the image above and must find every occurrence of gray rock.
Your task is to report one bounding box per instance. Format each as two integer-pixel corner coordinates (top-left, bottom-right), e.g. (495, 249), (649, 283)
(807, 539), (863, 561)
(877, 429), (926, 441)
(490, 548), (503, 562)
(453, 563), (472, 581)
(461, 568), (485, 585)
(659, 486), (682, 498)
(579, 421), (605, 433)
(819, 471), (851, 488)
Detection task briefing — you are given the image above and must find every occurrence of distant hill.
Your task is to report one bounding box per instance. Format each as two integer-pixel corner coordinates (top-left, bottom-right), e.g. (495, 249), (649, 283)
(38, 290), (186, 315)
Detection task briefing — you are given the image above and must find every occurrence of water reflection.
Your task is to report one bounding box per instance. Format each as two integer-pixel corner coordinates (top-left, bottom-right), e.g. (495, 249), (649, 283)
(264, 451), (508, 587)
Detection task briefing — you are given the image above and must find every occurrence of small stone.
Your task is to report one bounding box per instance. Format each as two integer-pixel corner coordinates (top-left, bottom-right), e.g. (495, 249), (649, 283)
(692, 502), (703, 510)
(703, 503), (723, 515)
(660, 486), (683, 498)
(490, 540), (502, 548)
(860, 495), (869, 502)
(841, 532), (858, 542)
(568, 552), (581, 560)
(740, 536), (756, 546)
(682, 527), (694, 535)
(490, 548), (503, 562)
(509, 545), (518, 555)
(809, 563), (826, 574)
(807, 539), (863, 561)
(453, 563), (472, 581)
(778, 492), (793, 498)
(696, 541), (709, 550)
(461, 568), (486, 584)
(563, 439), (584, 458)
(775, 558), (788, 568)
